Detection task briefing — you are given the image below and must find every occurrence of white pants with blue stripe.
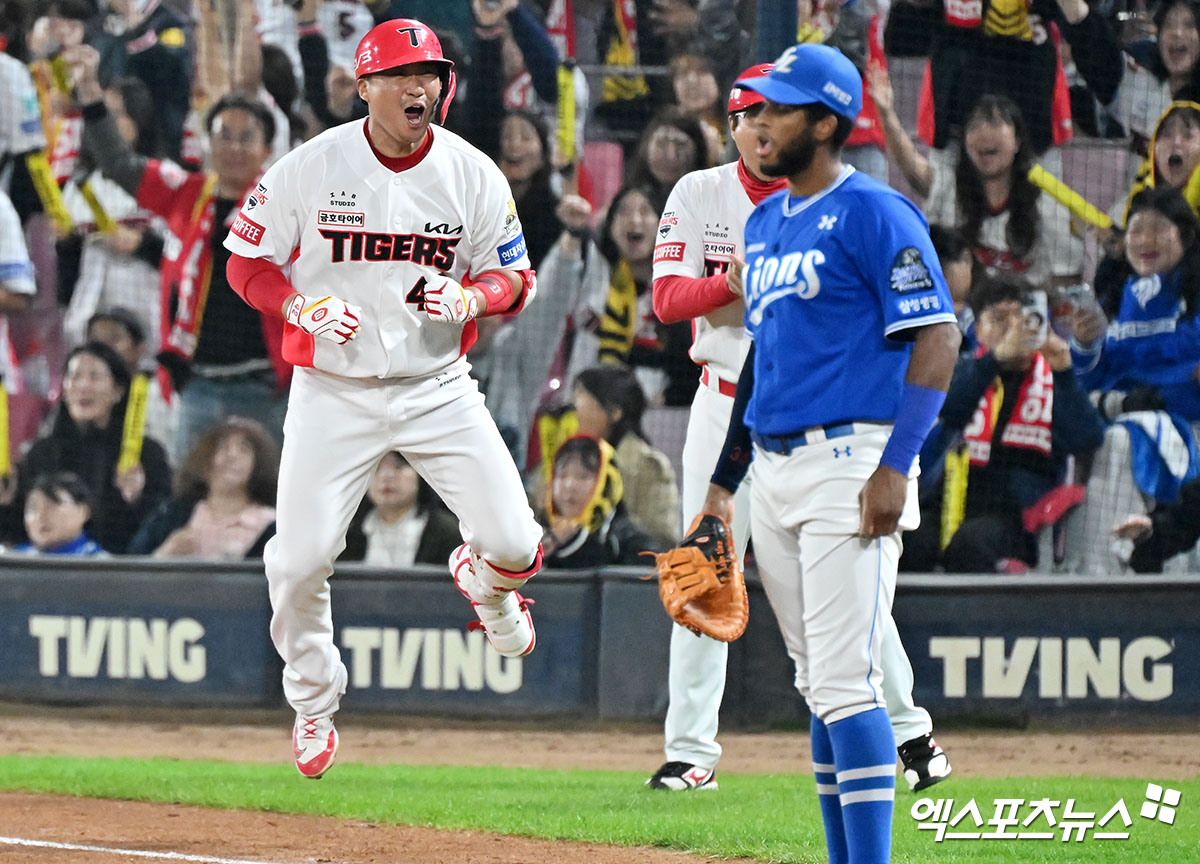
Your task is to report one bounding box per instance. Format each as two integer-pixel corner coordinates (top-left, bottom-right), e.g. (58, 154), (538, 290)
(748, 426), (920, 723)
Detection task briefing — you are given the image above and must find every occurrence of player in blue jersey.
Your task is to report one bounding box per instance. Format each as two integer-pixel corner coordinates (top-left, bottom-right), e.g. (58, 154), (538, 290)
(702, 45), (961, 864)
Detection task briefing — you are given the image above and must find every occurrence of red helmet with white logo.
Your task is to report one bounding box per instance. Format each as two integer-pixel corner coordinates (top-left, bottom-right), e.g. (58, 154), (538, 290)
(354, 19), (457, 122)
(727, 63), (774, 114)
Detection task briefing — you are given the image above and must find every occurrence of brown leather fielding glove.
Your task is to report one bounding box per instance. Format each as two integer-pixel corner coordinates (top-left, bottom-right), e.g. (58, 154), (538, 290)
(647, 513), (748, 642)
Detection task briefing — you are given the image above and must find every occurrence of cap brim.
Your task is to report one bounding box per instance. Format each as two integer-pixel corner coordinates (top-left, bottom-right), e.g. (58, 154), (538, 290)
(738, 77), (816, 107)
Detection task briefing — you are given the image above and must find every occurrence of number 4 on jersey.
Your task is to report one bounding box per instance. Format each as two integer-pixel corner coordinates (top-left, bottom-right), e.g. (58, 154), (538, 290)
(406, 277), (428, 311)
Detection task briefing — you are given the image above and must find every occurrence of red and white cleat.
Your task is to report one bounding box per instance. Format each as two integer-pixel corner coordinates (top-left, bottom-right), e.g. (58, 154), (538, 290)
(450, 543), (536, 658)
(292, 714), (338, 779)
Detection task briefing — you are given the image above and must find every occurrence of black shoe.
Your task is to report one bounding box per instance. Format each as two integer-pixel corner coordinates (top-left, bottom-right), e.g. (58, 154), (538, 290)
(898, 734), (951, 792)
(645, 761), (718, 790)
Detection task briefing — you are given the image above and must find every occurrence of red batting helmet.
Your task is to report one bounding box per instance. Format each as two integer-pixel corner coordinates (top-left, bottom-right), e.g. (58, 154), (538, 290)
(355, 19), (457, 122)
(727, 63), (774, 114)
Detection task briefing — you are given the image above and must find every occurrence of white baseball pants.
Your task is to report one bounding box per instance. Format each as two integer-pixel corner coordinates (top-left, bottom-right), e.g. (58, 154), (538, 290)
(748, 426), (928, 726)
(265, 360), (543, 717)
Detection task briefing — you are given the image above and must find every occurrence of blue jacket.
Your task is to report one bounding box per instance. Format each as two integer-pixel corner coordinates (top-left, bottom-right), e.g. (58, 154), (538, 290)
(1072, 267), (1200, 420)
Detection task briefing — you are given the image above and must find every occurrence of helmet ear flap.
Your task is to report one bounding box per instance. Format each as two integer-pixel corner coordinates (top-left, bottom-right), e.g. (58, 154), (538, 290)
(438, 68), (457, 123)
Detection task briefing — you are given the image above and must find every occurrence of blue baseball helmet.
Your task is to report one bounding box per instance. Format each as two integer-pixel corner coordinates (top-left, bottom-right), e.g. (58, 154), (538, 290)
(735, 43), (862, 120)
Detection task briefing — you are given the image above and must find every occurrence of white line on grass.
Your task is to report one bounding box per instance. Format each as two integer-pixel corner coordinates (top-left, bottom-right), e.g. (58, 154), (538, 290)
(0, 836), (298, 864)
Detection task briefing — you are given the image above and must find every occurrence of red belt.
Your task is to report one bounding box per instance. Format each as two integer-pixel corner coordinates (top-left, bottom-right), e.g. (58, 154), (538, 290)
(700, 366), (737, 397)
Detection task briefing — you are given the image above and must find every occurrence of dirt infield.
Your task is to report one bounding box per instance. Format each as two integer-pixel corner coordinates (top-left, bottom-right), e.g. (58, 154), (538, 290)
(3, 709), (1199, 863)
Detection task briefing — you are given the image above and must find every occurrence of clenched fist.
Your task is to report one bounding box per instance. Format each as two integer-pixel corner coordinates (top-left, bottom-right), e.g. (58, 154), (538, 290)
(424, 277), (479, 323)
(285, 293), (362, 344)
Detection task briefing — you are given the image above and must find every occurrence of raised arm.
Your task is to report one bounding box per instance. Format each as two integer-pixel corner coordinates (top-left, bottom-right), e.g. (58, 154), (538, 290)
(65, 45), (148, 199)
(866, 61), (932, 199)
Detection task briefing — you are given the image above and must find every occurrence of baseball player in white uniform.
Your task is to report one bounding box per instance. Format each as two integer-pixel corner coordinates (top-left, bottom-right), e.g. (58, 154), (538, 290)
(648, 65), (951, 794)
(224, 19), (544, 779)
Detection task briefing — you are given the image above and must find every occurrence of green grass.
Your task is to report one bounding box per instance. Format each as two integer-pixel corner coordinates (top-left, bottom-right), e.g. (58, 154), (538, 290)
(0, 756), (1196, 863)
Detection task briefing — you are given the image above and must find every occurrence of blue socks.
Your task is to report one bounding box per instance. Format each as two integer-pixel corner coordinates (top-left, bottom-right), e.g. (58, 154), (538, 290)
(822, 708), (896, 864)
(811, 715), (849, 864)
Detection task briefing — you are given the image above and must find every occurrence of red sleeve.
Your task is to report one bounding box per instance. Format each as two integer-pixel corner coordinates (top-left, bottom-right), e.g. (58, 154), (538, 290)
(226, 253), (294, 316)
(135, 160), (205, 220)
(652, 273), (737, 324)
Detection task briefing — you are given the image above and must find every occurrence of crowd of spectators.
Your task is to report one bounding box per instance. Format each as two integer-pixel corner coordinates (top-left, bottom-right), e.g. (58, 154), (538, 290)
(0, 0), (1199, 573)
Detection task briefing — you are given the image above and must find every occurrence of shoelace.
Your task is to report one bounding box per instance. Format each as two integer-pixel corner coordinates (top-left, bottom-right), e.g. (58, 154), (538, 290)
(300, 717), (321, 741)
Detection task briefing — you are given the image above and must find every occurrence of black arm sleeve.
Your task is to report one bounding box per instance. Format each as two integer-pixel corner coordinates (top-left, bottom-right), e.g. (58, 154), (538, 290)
(80, 102), (149, 199)
(1049, 369), (1106, 455)
(5, 152), (44, 223)
(1130, 477), (1200, 572)
(1057, 8), (1124, 107)
(710, 342), (755, 493)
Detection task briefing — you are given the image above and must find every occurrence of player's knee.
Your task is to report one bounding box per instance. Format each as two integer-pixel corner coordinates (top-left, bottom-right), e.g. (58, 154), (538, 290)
(265, 533), (343, 583)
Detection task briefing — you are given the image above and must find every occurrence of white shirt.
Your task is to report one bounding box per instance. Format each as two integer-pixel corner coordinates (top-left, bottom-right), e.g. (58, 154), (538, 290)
(651, 160), (754, 384)
(0, 53), (45, 194)
(362, 508), (428, 568)
(0, 191), (36, 389)
(223, 120), (532, 379)
(923, 149), (1083, 286)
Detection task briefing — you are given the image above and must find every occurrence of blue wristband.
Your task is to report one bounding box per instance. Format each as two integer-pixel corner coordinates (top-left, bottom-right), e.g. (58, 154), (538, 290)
(880, 382), (946, 475)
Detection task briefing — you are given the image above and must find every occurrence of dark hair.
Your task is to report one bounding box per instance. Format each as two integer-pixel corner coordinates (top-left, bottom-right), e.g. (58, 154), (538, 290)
(929, 224), (970, 265)
(628, 108), (710, 193)
(1153, 0), (1200, 84)
(372, 451), (441, 516)
(87, 306), (145, 347)
(261, 43), (303, 144)
(801, 103), (855, 150)
(174, 416), (280, 505)
(64, 341), (131, 395)
(599, 183), (662, 266)
(45, 0), (96, 22)
(108, 76), (162, 158)
(1152, 105), (1200, 187)
(204, 93), (276, 147)
(1126, 185), (1200, 318)
(574, 364), (647, 446)
(968, 272), (1034, 319)
(27, 471), (94, 512)
(501, 108), (555, 201)
(553, 435), (602, 475)
(955, 94), (1040, 262)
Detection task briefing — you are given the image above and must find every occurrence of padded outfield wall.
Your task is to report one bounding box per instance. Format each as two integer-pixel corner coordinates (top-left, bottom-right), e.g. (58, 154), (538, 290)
(0, 558), (1195, 724)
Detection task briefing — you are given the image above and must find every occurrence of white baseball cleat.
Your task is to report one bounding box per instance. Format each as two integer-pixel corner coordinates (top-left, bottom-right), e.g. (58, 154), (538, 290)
(292, 714), (339, 779)
(450, 543), (536, 658)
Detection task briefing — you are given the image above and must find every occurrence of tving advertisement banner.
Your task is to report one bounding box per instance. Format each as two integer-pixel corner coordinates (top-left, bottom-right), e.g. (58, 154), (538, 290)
(894, 576), (1200, 717)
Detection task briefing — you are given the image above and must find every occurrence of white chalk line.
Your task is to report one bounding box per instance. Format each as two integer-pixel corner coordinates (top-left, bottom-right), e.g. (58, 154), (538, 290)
(0, 835), (300, 864)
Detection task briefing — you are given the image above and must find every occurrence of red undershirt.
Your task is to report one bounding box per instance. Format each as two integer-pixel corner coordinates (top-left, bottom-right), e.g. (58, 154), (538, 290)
(652, 160), (786, 324)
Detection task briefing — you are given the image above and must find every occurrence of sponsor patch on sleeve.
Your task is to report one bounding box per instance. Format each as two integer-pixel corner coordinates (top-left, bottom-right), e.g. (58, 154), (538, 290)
(658, 211), (678, 238)
(231, 213), (266, 246)
(498, 233), (527, 266)
(654, 242), (686, 263)
(503, 199), (521, 238)
(889, 246), (934, 293)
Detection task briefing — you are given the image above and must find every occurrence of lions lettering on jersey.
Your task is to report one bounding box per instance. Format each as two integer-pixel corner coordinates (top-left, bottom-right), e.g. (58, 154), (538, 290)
(744, 249), (825, 325)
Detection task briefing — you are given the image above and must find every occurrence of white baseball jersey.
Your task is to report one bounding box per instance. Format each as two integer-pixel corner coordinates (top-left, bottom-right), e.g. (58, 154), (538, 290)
(0, 191), (35, 390)
(0, 53), (45, 194)
(923, 150), (1083, 286)
(223, 120), (531, 379)
(652, 161), (752, 385)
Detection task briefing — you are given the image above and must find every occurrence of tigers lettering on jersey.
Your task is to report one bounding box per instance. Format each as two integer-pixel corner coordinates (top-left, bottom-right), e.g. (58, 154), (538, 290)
(319, 229), (459, 267)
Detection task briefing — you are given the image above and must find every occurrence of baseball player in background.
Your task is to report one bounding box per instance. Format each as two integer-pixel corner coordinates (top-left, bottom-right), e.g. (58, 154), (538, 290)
(224, 19), (544, 780)
(703, 46), (961, 863)
(648, 64), (952, 794)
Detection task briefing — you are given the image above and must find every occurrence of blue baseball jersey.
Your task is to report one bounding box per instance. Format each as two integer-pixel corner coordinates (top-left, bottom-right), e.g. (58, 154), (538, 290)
(742, 166), (956, 435)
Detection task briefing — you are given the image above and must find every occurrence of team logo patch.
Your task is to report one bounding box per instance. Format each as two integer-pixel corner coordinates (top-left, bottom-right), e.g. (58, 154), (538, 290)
(498, 233), (527, 266)
(318, 210), (365, 227)
(658, 212), (678, 239)
(231, 213), (266, 246)
(889, 246), (933, 293)
(504, 199), (520, 238)
(654, 242), (686, 263)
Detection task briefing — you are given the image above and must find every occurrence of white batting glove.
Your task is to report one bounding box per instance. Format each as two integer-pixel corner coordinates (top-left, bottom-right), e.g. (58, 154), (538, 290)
(285, 293), (362, 344)
(423, 276), (479, 324)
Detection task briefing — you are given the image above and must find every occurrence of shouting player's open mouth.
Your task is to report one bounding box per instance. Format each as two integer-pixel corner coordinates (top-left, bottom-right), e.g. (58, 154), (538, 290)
(403, 103), (429, 128)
